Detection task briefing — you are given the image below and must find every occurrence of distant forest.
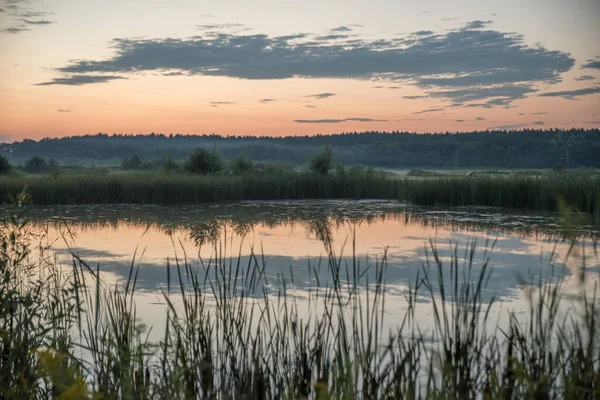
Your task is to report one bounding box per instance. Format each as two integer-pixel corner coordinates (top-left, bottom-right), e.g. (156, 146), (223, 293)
(1, 129), (599, 169)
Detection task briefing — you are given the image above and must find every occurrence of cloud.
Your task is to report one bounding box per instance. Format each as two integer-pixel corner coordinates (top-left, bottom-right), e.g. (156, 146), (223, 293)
(442, 17), (458, 21)
(574, 75), (595, 81)
(345, 117), (387, 122)
(582, 58), (600, 70)
(455, 119), (464, 122)
(487, 123), (528, 130)
(1, 0), (52, 34)
(403, 95), (427, 100)
(197, 23), (246, 31)
(538, 87), (600, 100)
(2, 26), (28, 33)
(210, 101), (234, 106)
(294, 117), (386, 123)
(57, 109), (72, 112)
(21, 19), (53, 25)
(36, 75), (125, 85)
(412, 108), (443, 114)
(519, 113), (525, 115)
(305, 105), (317, 108)
(415, 30), (434, 36)
(475, 117), (486, 120)
(162, 71), (187, 76)
(331, 26), (351, 32)
(530, 112), (547, 115)
(585, 120), (600, 124)
(315, 34), (349, 41)
(258, 98), (276, 103)
(373, 85), (401, 89)
(532, 121), (545, 125)
(305, 93), (335, 99)
(44, 22), (574, 107)
(463, 20), (493, 29)
(16, 11), (47, 18)
(428, 85), (535, 106)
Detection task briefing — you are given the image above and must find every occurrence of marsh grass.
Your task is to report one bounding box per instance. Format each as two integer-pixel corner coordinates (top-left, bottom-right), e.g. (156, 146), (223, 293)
(1, 169), (598, 214)
(1, 192), (599, 399)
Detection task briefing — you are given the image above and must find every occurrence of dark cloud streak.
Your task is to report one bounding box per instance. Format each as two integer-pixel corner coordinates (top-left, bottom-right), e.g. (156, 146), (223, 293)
(294, 117), (386, 123)
(21, 19), (53, 25)
(2, 26), (28, 33)
(330, 26), (351, 32)
(412, 108), (444, 114)
(582, 58), (600, 70)
(36, 75), (125, 85)
(574, 75), (595, 81)
(1, 0), (53, 34)
(538, 87), (600, 99)
(305, 93), (335, 99)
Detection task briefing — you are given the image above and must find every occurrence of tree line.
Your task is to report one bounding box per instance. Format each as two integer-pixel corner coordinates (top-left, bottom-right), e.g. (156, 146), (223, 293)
(0, 146), (336, 176)
(1, 128), (599, 169)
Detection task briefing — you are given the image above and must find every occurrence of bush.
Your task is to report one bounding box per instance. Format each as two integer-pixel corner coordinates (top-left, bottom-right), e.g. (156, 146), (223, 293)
(184, 147), (224, 175)
(121, 154), (142, 170)
(23, 156), (49, 174)
(162, 157), (180, 172)
(0, 154), (11, 175)
(231, 156), (254, 175)
(309, 145), (333, 175)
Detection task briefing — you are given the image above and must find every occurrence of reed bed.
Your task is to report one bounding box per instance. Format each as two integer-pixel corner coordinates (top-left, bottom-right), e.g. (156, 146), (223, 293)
(1, 169), (599, 213)
(1, 192), (599, 399)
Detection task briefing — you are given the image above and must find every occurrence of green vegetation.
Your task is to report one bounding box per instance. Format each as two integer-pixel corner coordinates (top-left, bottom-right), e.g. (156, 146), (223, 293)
(183, 147), (225, 175)
(162, 157), (180, 172)
(0, 167), (392, 205)
(231, 155), (255, 175)
(0, 154), (11, 175)
(1, 168), (599, 213)
(23, 156), (51, 174)
(3, 129), (600, 169)
(309, 145), (333, 175)
(121, 153), (142, 170)
(1, 193), (598, 399)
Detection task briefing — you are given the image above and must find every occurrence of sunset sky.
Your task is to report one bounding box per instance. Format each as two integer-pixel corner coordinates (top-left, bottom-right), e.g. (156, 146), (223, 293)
(1, 0), (599, 141)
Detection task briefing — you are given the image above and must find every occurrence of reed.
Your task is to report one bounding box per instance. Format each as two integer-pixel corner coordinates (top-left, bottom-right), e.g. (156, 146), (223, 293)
(1, 192), (599, 399)
(1, 169), (599, 213)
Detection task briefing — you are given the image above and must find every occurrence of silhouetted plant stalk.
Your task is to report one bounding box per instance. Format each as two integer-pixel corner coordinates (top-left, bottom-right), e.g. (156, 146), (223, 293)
(1, 194), (599, 398)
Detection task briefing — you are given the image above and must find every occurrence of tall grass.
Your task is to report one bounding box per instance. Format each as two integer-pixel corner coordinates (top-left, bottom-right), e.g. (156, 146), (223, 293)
(399, 171), (600, 214)
(1, 191), (599, 399)
(1, 169), (599, 213)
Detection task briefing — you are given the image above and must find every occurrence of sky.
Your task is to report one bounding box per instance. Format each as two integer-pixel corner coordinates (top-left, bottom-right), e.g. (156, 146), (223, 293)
(0, 0), (599, 141)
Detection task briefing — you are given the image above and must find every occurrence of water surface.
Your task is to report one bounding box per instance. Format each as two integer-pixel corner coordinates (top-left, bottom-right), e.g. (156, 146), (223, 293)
(10, 200), (600, 339)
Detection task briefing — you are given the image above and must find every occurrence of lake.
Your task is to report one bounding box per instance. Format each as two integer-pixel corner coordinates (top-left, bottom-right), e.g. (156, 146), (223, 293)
(11, 199), (599, 342)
